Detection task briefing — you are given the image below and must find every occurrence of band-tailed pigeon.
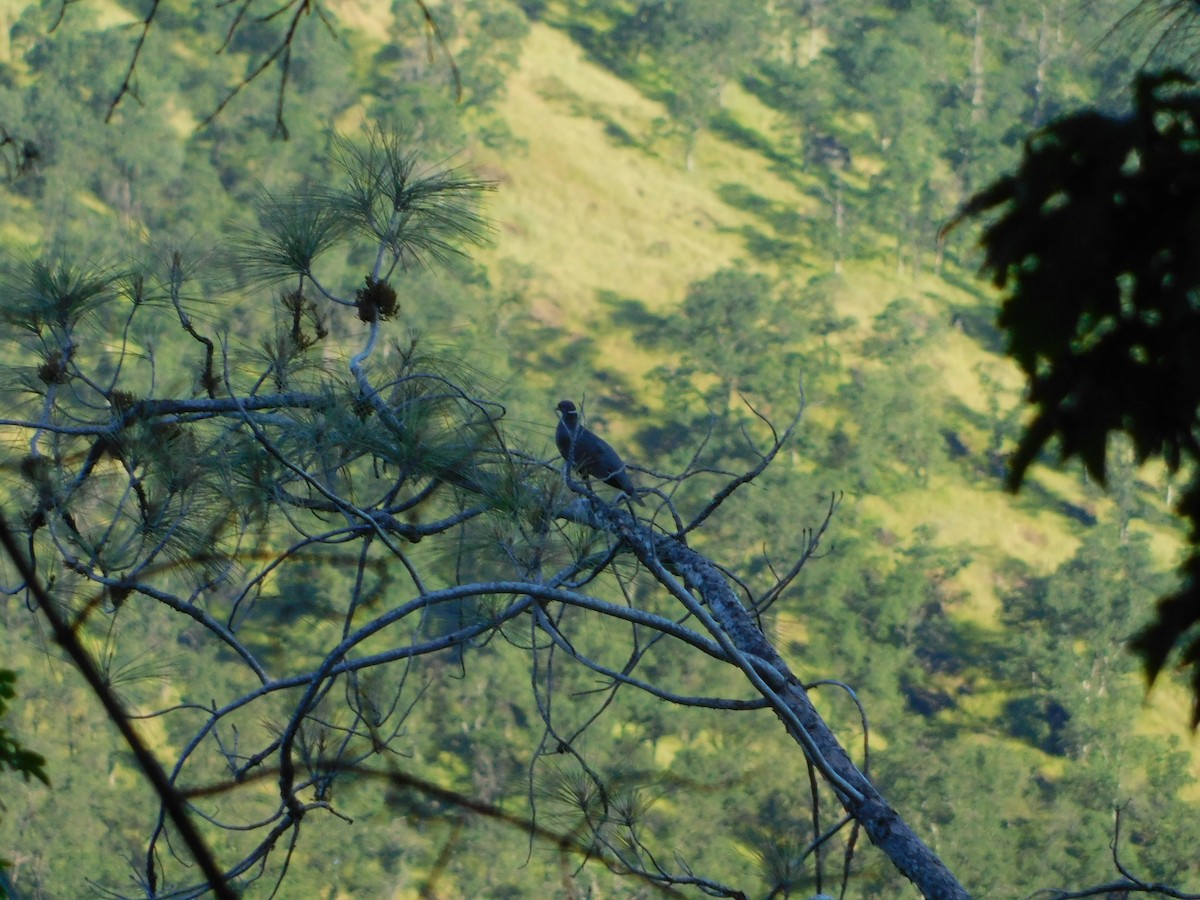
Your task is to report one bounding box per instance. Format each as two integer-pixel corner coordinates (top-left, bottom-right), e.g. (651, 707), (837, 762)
(555, 400), (644, 504)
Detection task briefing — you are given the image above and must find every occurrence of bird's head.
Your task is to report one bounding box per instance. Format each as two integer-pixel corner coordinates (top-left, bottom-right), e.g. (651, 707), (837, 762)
(555, 400), (578, 423)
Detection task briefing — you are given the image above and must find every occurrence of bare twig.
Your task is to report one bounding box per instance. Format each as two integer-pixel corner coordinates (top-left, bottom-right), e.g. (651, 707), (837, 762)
(1029, 804), (1200, 899)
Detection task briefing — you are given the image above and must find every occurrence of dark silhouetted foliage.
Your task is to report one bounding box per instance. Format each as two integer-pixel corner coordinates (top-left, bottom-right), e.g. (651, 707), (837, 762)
(960, 71), (1200, 722)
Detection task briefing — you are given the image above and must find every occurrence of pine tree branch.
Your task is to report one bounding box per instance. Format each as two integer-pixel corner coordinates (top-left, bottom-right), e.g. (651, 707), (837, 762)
(558, 498), (971, 900)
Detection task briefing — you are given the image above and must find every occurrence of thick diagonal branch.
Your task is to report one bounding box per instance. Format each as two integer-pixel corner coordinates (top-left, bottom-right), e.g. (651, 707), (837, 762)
(561, 499), (970, 900)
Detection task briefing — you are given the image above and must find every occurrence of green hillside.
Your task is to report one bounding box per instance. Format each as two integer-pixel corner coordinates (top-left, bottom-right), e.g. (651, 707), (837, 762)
(2, 0), (1200, 896)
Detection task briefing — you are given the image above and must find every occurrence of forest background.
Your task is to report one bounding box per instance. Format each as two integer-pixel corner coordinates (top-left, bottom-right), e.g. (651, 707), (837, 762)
(2, 0), (1200, 896)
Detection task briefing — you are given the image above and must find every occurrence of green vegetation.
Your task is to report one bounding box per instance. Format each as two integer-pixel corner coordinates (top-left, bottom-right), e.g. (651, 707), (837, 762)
(0, 0), (1198, 897)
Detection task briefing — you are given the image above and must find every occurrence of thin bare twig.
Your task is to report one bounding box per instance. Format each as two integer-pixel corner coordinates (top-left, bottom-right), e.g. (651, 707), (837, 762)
(1029, 804), (1200, 899)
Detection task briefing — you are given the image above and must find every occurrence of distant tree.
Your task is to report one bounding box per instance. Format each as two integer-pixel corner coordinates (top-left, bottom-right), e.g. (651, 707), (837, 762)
(832, 298), (948, 490)
(842, 7), (952, 274)
(998, 529), (1168, 755)
(673, 266), (794, 405)
(838, 361), (945, 489)
(605, 0), (767, 169)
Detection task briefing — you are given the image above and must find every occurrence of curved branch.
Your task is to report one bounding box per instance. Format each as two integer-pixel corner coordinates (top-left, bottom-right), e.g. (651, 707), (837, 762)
(1030, 805), (1200, 900)
(679, 394), (805, 538)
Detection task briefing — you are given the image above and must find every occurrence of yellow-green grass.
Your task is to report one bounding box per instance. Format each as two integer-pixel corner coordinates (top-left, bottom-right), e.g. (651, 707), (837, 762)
(476, 25), (752, 323)
(472, 23), (834, 332)
(859, 474), (1081, 570)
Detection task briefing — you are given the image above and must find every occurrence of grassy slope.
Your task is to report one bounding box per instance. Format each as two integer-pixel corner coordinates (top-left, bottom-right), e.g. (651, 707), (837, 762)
(466, 18), (1200, 754)
(478, 23), (782, 326)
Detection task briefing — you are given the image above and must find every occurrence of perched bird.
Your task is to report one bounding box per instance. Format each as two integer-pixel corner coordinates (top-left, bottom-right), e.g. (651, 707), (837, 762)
(555, 399), (644, 504)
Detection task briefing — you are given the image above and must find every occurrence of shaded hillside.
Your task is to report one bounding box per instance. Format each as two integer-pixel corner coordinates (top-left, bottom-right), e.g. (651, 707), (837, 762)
(2, 1), (1200, 896)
